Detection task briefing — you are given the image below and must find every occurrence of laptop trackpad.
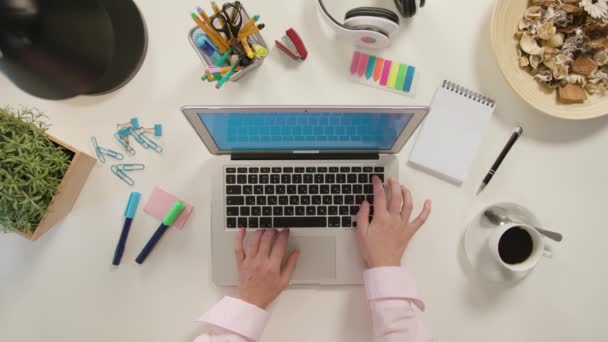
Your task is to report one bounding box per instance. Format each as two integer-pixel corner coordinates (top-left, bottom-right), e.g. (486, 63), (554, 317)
(289, 236), (336, 284)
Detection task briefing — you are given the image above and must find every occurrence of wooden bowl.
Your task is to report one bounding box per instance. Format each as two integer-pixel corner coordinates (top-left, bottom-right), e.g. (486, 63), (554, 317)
(491, 0), (608, 120)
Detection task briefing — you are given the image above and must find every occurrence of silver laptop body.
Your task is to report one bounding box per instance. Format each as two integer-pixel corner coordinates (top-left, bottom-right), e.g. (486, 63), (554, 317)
(182, 106), (429, 285)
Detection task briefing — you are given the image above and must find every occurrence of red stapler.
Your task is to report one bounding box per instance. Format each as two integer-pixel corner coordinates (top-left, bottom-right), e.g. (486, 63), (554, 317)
(275, 28), (308, 61)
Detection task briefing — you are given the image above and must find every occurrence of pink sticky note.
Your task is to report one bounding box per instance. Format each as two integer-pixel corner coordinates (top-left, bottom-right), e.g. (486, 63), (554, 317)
(144, 187), (193, 229)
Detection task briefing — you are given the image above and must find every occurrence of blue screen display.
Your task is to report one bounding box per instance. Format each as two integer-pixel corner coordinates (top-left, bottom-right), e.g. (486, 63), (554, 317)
(199, 112), (413, 151)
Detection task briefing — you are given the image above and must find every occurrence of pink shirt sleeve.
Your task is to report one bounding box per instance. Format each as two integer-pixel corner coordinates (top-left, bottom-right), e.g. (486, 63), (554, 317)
(194, 296), (269, 342)
(194, 267), (431, 342)
(364, 267), (432, 342)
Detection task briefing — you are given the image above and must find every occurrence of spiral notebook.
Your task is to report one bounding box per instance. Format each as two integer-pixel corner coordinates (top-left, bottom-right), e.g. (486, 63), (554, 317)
(409, 81), (496, 184)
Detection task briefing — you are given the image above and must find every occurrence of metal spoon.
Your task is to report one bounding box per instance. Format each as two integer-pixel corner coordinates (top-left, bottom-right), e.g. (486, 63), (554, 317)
(484, 207), (563, 242)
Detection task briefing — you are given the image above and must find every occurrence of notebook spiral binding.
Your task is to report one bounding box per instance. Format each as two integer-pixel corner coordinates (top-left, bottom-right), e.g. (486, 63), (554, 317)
(442, 80), (496, 107)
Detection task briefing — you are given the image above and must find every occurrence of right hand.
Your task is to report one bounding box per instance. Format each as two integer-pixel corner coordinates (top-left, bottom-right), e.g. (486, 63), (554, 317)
(356, 176), (431, 268)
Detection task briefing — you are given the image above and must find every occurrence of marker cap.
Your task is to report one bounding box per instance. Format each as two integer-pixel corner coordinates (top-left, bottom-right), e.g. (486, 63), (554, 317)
(124, 192), (142, 219)
(162, 201), (186, 226)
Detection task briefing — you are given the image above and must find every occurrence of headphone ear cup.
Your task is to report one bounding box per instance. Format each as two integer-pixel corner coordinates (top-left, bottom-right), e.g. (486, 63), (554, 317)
(393, 0), (419, 18)
(409, 0), (417, 17)
(344, 7), (400, 25)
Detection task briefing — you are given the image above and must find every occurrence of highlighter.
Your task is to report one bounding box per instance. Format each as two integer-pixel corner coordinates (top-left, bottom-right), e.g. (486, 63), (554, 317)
(135, 200), (186, 264)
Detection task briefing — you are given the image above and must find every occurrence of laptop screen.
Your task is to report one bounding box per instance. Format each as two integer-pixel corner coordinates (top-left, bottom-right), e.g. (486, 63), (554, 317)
(198, 112), (413, 151)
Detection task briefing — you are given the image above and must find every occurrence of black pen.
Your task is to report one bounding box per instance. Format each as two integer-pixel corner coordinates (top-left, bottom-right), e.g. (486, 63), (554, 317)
(477, 126), (523, 194)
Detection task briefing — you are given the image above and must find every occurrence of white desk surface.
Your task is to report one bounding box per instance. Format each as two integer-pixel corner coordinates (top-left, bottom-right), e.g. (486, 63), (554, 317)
(1, 0), (607, 341)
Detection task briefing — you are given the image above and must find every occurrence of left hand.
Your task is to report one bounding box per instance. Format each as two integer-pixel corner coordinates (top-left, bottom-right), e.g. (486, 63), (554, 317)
(234, 229), (300, 309)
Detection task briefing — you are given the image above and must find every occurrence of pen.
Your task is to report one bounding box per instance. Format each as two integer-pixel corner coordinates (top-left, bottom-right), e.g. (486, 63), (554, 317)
(215, 47), (233, 66)
(216, 58), (241, 89)
(135, 200), (186, 264)
(113, 192), (141, 265)
(478, 126), (523, 194)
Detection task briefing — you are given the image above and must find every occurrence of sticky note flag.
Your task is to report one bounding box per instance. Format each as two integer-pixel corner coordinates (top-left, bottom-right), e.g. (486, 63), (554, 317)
(349, 50), (418, 97)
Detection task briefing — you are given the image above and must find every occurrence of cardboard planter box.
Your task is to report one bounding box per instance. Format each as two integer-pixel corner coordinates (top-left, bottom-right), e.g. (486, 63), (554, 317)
(16, 135), (96, 241)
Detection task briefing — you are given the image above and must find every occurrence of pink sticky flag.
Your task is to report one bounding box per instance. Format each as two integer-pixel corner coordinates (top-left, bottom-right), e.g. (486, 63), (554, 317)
(144, 187), (193, 229)
(357, 53), (369, 78)
(379, 59), (392, 86)
(350, 51), (361, 75)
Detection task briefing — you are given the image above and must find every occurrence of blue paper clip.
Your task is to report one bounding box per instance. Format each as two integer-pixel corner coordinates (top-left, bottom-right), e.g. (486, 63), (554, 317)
(91, 136), (106, 163)
(130, 118), (140, 129)
(129, 128), (150, 149)
(139, 133), (162, 153)
(116, 164), (145, 171)
(98, 147), (124, 160)
(117, 117), (140, 130)
(113, 133), (136, 155)
(111, 165), (135, 186)
(117, 128), (131, 138)
(139, 124), (163, 137)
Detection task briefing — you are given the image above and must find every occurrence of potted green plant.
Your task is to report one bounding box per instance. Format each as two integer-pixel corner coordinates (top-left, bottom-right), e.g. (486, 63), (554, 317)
(0, 107), (95, 240)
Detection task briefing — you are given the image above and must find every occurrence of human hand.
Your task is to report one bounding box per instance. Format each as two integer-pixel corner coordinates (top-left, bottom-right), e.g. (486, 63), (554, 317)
(356, 176), (431, 268)
(234, 229), (300, 309)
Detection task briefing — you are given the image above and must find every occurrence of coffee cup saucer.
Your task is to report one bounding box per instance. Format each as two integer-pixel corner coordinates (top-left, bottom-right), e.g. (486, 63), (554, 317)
(463, 202), (542, 283)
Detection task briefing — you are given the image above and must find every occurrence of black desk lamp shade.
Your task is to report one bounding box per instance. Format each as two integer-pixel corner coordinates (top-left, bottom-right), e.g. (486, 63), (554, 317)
(0, 0), (147, 99)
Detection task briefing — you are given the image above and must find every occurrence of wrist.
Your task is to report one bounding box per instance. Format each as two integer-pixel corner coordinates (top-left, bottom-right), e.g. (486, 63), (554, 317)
(236, 293), (269, 310)
(366, 258), (401, 268)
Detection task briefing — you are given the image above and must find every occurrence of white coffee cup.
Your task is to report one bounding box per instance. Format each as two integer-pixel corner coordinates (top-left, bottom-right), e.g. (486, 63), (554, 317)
(488, 223), (553, 272)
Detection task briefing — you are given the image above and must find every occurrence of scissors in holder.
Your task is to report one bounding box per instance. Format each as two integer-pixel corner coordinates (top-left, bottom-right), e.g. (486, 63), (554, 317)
(210, 2), (243, 41)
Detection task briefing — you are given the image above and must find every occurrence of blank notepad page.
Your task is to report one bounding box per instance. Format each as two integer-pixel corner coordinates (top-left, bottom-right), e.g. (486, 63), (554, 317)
(409, 81), (495, 184)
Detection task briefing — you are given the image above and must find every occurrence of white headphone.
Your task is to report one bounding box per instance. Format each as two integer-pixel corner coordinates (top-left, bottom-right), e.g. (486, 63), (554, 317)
(317, 0), (425, 49)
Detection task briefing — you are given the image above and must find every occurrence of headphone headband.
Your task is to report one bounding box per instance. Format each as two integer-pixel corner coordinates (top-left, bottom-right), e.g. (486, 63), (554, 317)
(317, 0), (423, 49)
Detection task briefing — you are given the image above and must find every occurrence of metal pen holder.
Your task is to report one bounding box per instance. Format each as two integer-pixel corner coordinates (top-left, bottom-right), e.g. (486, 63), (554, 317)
(188, 6), (267, 83)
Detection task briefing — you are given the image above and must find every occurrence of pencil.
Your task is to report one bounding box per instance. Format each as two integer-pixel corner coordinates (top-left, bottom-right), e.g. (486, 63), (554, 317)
(238, 23), (265, 40)
(240, 38), (254, 58)
(241, 15), (260, 33)
(191, 13), (228, 53)
(211, 1), (222, 15)
(196, 6), (212, 26)
(196, 7), (230, 51)
(207, 66), (232, 73)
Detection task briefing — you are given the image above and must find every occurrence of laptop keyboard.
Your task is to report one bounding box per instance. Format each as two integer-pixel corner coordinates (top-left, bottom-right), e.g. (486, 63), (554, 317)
(225, 166), (384, 229)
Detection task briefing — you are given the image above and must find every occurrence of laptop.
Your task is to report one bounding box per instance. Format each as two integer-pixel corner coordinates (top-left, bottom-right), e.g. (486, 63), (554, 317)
(182, 106), (429, 285)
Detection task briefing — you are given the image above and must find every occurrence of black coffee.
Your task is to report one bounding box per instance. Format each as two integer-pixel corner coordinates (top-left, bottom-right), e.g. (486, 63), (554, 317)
(498, 227), (534, 265)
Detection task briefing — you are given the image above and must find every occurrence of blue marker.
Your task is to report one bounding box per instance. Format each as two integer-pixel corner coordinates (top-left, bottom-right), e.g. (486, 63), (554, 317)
(113, 192), (141, 265)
